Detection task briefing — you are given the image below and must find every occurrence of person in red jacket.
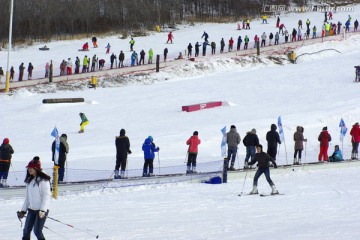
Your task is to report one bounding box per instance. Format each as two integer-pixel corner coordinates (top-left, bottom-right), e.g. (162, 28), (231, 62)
(82, 42), (89, 51)
(228, 37), (234, 52)
(186, 131), (201, 174)
(167, 32), (174, 44)
(350, 122), (360, 159)
(318, 127), (332, 161)
(253, 35), (259, 48)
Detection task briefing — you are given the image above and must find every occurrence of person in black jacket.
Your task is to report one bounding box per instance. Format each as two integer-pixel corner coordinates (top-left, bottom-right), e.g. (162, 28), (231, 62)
(115, 129), (131, 179)
(248, 144), (279, 195)
(220, 38), (225, 53)
(187, 43), (193, 57)
(266, 124), (281, 162)
(119, 50), (125, 68)
(242, 128), (259, 169)
(52, 134), (69, 183)
(0, 138), (14, 187)
(164, 48), (168, 62)
(195, 42), (201, 57)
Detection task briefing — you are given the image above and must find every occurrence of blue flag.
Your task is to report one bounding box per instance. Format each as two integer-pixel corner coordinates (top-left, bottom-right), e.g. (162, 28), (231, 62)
(221, 126), (227, 157)
(51, 127), (60, 165)
(278, 116), (285, 141)
(339, 118), (348, 142)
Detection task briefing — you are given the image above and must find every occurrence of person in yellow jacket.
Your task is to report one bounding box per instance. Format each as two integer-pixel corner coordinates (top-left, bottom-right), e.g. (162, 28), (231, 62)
(246, 19), (250, 29)
(325, 22), (331, 36)
(262, 15), (267, 24)
(82, 56), (89, 73)
(79, 112), (89, 133)
(129, 38), (135, 51)
(148, 48), (154, 64)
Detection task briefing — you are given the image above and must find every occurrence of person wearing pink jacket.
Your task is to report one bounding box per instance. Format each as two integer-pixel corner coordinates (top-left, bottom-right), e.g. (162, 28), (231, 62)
(186, 131), (201, 174)
(350, 122), (360, 159)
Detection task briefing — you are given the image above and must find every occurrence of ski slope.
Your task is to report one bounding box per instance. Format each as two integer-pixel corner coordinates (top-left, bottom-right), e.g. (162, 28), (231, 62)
(1, 4), (360, 240)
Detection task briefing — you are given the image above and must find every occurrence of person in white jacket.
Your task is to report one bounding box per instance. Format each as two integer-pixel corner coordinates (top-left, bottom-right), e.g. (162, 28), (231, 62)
(17, 157), (51, 240)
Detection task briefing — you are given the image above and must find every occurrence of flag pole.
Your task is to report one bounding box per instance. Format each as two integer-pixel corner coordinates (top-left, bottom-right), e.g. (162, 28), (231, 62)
(283, 138), (288, 165)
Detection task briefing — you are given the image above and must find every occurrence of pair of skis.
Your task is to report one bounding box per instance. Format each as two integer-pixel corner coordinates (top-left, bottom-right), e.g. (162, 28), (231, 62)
(238, 193), (285, 197)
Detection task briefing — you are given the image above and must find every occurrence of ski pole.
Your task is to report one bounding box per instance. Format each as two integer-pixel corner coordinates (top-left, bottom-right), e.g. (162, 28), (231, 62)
(44, 225), (68, 239)
(10, 162), (18, 181)
(239, 170), (248, 196)
(157, 152), (161, 175)
(47, 216), (99, 239)
(236, 148), (240, 170)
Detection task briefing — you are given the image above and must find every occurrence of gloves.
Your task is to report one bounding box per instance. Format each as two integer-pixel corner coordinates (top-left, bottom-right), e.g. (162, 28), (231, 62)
(274, 164), (278, 169)
(39, 210), (46, 219)
(128, 150), (132, 154)
(17, 211), (26, 219)
(156, 147), (160, 151)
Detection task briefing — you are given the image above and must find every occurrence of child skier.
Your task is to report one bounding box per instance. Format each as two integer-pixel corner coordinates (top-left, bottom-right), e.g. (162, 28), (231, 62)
(142, 136), (159, 177)
(105, 43), (111, 54)
(248, 144), (279, 195)
(79, 113), (89, 133)
(186, 131), (201, 174)
(0, 138), (14, 187)
(329, 145), (343, 162)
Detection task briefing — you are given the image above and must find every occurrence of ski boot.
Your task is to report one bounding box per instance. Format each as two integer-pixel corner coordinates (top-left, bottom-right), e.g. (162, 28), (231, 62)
(249, 185), (258, 195)
(114, 170), (120, 179)
(192, 167), (197, 174)
(120, 170), (126, 179)
(186, 166), (191, 174)
(1, 180), (9, 188)
(271, 185), (279, 195)
(229, 163), (235, 171)
(293, 158), (297, 165)
(149, 173), (155, 177)
(0, 179), (3, 187)
(244, 161), (249, 169)
(298, 158), (302, 165)
(78, 130), (84, 133)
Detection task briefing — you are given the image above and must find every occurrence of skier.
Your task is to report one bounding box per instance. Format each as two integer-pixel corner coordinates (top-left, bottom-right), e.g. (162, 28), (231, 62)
(91, 54), (97, 72)
(345, 19), (350, 33)
(279, 23), (285, 35)
(66, 58), (72, 75)
(82, 42), (89, 51)
(0, 138), (14, 188)
(131, 51), (137, 66)
(79, 112), (89, 133)
(163, 48), (168, 62)
(237, 36), (242, 51)
(44, 63), (49, 78)
(220, 38), (225, 53)
(228, 37), (234, 52)
(201, 31), (209, 42)
(246, 19), (250, 29)
(92, 36), (98, 48)
(298, 19), (302, 29)
(329, 11), (333, 20)
(75, 57), (80, 74)
(291, 28), (297, 42)
(10, 66), (14, 81)
(269, 32), (274, 45)
(187, 43), (193, 58)
(82, 55), (88, 73)
(329, 145), (343, 162)
(139, 49), (145, 65)
(248, 144), (279, 195)
(297, 28), (302, 41)
(129, 38), (135, 51)
(306, 19), (311, 30)
(202, 41), (210, 56)
(226, 125), (241, 171)
(244, 35), (249, 49)
(98, 59), (105, 69)
(194, 42), (201, 57)
(115, 129), (132, 179)
(17, 157), (51, 240)
(242, 129), (259, 169)
(110, 53), (116, 68)
(274, 32), (279, 45)
(337, 21), (342, 34)
(355, 19), (359, 32)
(322, 23), (326, 38)
(293, 126), (307, 165)
(27, 62), (34, 80)
(211, 41), (216, 55)
(142, 136), (159, 177)
(119, 50), (125, 67)
(18, 63), (25, 81)
(262, 15), (267, 24)
(51, 134), (69, 183)
(186, 131), (201, 174)
(60, 60), (66, 76)
(312, 26), (317, 38)
(261, 32), (266, 47)
(350, 122), (360, 159)
(276, 16), (280, 28)
(254, 34), (259, 48)
(318, 127), (331, 161)
(167, 31), (174, 43)
(324, 11), (328, 22)
(284, 29), (289, 42)
(105, 43), (111, 54)
(148, 48), (154, 64)
(266, 124), (281, 163)
(325, 22), (331, 36)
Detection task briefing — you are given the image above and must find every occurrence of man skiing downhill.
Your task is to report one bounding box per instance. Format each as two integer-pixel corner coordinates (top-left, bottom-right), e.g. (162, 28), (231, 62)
(226, 125), (241, 171)
(248, 144), (279, 195)
(79, 113), (89, 133)
(115, 129), (132, 179)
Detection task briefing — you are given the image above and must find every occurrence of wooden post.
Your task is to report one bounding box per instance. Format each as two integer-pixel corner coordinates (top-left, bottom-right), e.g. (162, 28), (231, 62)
(52, 166), (59, 199)
(256, 42), (260, 56)
(49, 60), (53, 83)
(156, 54), (160, 72)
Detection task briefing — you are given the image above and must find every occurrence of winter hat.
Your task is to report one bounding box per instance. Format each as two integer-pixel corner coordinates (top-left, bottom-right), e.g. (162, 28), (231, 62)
(231, 125), (236, 129)
(251, 129), (256, 134)
(61, 134), (67, 140)
(148, 136), (153, 142)
(323, 126), (327, 131)
(256, 144), (263, 150)
(120, 129), (126, 136)
(193, 131), (198, 136)
(3, 138), (9, 144)
(335, 145), (339, 149)
(26, 156), (41, 170)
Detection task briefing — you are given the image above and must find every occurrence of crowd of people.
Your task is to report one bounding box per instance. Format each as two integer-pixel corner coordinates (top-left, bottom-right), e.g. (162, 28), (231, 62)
(1, 12), (359, 84)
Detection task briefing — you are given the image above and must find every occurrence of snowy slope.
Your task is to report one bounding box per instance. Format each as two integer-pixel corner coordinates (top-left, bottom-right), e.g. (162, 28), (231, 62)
(1, 5), (360, 240)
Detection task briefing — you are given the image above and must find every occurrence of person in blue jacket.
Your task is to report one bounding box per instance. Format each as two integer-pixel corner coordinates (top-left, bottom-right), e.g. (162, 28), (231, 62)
(142, 136), (159, 177)
(329, 145), (343, 162)
(131, 51), (137, 66)
(345, 19), (351, 33)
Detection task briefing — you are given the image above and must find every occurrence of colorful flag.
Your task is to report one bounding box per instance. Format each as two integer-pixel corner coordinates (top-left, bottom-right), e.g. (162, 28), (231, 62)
(278, 116), (285, 142)
(221, 126), (227, 157)
(339, 118), (348, 142)
(51, 126), (60, 165)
